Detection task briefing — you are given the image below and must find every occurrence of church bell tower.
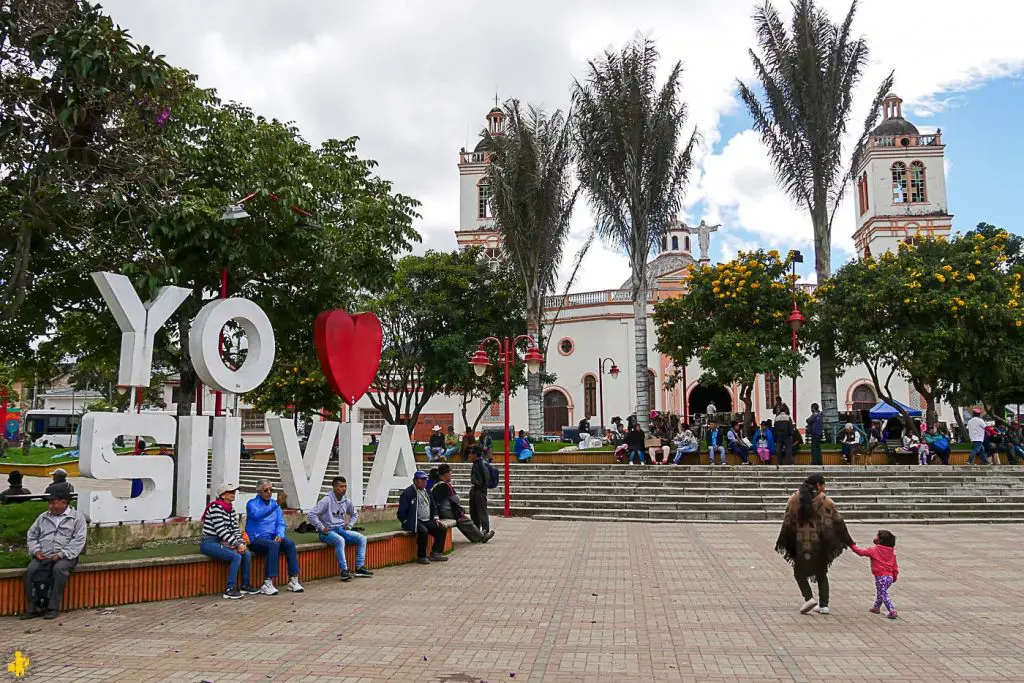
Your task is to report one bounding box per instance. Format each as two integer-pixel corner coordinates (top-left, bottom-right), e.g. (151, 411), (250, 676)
(455, 105), (505, 261)
(851, 93), (953, 258)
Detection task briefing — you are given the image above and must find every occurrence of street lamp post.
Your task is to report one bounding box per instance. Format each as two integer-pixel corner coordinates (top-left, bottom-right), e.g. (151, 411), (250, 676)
(788, 251), (805, 423)
(469, 336), (543, 518)
(596, 357), (620, 435)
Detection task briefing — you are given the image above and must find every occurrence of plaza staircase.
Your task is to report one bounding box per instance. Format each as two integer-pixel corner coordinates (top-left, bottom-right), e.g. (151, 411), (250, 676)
(235, 461), (1024, 524)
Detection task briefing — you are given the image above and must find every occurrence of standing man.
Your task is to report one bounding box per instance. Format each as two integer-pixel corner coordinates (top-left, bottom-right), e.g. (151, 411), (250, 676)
(246, 479), (304, 595)
(398, 471), (448, 564)
(774, 405), (795, 465)
(308, 476), (374, 581)
(967, 407), (989, 465)
(806, 403), (825, 466)
(468, 446), (492, 536)
(21, 490), (87, 619)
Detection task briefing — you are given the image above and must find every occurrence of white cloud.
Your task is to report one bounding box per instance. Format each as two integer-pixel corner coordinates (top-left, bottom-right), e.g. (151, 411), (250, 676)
(100, 0), (1024, 291)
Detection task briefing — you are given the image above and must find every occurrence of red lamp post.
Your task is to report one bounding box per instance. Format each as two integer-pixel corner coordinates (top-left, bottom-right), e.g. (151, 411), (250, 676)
(787, 250), (806, 423)
(597, 357), (620, 435)
(469, 335), (543, 518)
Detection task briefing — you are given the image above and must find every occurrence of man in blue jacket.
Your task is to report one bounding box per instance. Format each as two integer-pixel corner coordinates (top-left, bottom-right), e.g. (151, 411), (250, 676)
(398, 471), (448, 564)
(246, 479), (303, 595)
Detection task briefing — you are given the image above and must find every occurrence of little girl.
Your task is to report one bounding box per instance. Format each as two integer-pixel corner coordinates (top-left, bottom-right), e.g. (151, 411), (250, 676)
(849, 530), (899, 618)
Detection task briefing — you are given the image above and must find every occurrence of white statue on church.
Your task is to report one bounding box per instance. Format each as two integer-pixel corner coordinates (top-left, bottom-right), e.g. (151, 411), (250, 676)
(695, 220), (721, 261)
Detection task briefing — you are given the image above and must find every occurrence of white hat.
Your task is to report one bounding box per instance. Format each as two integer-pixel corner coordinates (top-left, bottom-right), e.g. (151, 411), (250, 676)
(845, 423), (854, 430)
(216, 482), (238, 496)
(432, 425), (441, 431)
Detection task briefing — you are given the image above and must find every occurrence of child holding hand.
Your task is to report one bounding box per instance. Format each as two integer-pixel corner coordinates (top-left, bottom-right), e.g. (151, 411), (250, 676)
(849, 529), (899, 619)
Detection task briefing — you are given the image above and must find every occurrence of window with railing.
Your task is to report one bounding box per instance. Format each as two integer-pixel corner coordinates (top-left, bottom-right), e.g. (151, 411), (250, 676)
(240, 409), (265, 432)
(360, 408), (384, 434)
(764, 373), (781, 409)
(910, 161), (927, 202)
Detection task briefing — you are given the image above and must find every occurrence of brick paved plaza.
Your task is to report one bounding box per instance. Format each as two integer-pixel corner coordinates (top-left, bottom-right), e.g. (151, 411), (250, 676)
(3, 518), (1023, 682)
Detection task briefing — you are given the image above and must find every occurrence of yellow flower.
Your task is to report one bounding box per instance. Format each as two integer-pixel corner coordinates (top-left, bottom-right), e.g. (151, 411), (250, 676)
(943, 265), (953, 272)
(867, 263), (876, 270)
(735, 342), (741, 347)
(713, 287), (720, 294)
(769, 249), (780, 258)
(903, 298), (910, 303)
(935, 274), (946, 283)
(750, 282), (760, 289)
(975, 260), (982, 265)
(967, 273), (976, 282)
(951, 271), (958, 279)
(1017, 320), (1022, 328)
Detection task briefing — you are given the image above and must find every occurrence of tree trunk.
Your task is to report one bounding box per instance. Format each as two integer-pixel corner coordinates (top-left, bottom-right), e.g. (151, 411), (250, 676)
(741, 383), (754, 436)
(526, 309), (543, 436)
(811, 203), (839, 429)
(633, 279), (650, 432)
(949, 395), (966, 440)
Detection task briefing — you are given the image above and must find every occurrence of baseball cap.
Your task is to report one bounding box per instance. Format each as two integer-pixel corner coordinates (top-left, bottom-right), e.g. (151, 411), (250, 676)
(413, 471), (428, 480)
(216, 482), (239, 496)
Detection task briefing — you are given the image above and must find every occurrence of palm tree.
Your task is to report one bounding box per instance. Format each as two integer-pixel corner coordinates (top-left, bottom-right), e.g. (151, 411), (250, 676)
(572, 35), (696, 431)
(737, 0), (893, 428)
(486, 100), (578, 437)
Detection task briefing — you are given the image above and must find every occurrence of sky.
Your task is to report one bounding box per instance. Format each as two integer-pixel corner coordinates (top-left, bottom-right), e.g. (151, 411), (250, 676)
(102, 0), (1024, 292)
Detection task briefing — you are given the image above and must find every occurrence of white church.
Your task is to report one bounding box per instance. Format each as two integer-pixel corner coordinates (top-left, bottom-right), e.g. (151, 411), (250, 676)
(145, 94), (953, 446)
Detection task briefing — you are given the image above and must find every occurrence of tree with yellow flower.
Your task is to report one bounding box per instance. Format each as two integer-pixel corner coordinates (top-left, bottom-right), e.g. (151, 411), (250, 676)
(654, 249), (812, 432)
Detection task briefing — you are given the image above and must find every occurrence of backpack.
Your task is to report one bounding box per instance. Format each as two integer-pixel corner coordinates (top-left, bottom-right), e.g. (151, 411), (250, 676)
(486, 462), (500, 489)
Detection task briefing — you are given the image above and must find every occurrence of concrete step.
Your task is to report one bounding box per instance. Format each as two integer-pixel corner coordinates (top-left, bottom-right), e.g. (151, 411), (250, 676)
(532, 513), (1024, 525)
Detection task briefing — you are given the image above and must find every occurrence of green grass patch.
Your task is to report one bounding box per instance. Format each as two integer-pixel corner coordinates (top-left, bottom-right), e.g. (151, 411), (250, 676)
(0, 501), (51, 545)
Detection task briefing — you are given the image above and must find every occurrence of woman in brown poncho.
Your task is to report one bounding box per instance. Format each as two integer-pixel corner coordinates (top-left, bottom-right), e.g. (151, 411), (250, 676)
(776, 472), (854, 615)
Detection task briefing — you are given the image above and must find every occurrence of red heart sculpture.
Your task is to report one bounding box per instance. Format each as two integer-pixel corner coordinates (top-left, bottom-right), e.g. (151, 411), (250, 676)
(314, 310), (383, 405)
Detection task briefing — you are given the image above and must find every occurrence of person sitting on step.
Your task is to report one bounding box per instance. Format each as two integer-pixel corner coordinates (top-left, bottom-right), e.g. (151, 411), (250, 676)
(21, 489), (86, 620)
(672, 424), (699, 464)
(245, 479), (304, 595)
(308, 476), (374, 582)
(398, 471), (449, 564)
(726, 420), (751, 465)
(443, 425), (460, 459)
(752, 420), (776, 464)
(427, 426), (447, 462)
(707, 420), (726, 465)
(624, 423), (646, 465)
(0, 470), (31, 503)
(513, 430), (534, 462)
(839, 423), (861, 463)
(432, 464), (493, 543)
(45, 468), (74, 497)
(200, 483), (258, 600)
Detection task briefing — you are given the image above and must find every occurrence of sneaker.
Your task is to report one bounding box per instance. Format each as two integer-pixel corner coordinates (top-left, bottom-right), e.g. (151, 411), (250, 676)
(259, 579), (279, 596)
(223, 589), (243, 600)
(339, 570), (353, 582)
(800, 598), (818, 614)
(287, 577), (304, 593)
(18, 611), (42, 620)
(416, 557), (431, 565)
(42, 610), (60, 620)
(354, 567), (374, 578)
(887, 610), (898, 619)
(481, 530), (495, 543)
(868, 607), (881, 614)
(814, 606), (831, 615)
(240, 584), (260, 595)
(429, 552), (449, 562)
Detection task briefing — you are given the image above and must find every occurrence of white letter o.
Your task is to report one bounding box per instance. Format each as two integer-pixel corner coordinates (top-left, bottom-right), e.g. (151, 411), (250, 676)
(189, 298), (276, 393)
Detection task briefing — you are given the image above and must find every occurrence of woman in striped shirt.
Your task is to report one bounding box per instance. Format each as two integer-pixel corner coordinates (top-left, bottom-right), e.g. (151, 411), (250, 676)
(200, 483), (257, 599)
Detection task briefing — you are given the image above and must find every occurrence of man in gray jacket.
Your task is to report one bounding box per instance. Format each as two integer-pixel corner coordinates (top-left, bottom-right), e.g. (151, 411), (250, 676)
(22, 490), (87, 619)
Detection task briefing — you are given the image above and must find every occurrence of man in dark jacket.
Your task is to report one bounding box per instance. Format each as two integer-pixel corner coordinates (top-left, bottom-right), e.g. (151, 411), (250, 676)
(468, 446), (492, 535)
(805, 403), (825, 466)
(432, 464), (492, 543)
(397, 471), (448, 564)
(773, 406), (795, 465)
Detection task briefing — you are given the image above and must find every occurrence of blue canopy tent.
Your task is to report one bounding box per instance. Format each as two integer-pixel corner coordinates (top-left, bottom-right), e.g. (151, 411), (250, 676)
(868, 400), (922, 419)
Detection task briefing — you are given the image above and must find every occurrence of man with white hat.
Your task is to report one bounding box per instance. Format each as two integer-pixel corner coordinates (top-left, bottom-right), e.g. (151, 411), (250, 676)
(427, 425), (447, 462)
(200, 483), (258, 599)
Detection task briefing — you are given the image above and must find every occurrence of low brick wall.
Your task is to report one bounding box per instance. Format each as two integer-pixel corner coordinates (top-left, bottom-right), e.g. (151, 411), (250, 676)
(0, 527), (452, 616)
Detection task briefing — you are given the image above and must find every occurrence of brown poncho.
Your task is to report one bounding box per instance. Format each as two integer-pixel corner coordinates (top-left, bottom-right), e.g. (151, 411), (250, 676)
(775, 491), (853, 579)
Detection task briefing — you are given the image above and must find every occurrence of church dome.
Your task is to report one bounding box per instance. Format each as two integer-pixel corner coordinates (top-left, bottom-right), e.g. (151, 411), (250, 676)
(473, 133), (493, 153)
(872, 116), (919, 137)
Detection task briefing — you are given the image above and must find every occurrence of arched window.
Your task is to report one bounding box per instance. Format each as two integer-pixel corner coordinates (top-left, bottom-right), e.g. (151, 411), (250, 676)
(910, 161), (927, 202)
(851, 384), (877, 413)
(684, 236), (691, 252)
(671, 236), (679, 251)
(661, 236), (668, 251)
(583, 375), (597, 418)
(477, 180), (492, 219)
(647, 369), (657, 411)
(858, 172), (869, 215)
(891, 162), (908, 203)
(764, 373), (780, 409)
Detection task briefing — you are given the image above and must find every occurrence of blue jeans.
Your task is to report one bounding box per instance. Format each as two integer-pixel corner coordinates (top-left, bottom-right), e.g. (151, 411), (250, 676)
(427, 447), (445, 461)
(443, 446), (459, 458)
(200, 537), (251, 590)
(673, 445), (697, 464)
(730, 443), (750, 464)
(249, 536), (299, 579)
(969, 441), (988, 464)
(629, 449), (645, 464)
(319, 527), (367, 571)
(709, 445), (726, 464)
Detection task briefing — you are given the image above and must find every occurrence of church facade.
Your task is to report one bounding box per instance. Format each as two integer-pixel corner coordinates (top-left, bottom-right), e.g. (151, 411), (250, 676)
(346, 95), (955, 440)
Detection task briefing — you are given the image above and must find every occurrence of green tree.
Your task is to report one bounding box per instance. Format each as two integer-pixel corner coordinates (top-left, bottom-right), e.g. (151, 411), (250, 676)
(572, 35), (697, 431)
(367, 248), (527, 434)
(737, 0), (893, 428)
(818, 224), (1024, 435)
(654, 249), (810, 431)
(485, 99), (578, 437)
(0, 0), (173, 331)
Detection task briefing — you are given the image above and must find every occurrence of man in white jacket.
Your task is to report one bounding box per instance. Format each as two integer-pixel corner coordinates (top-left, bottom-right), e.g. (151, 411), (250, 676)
(967, 407), (989, 465)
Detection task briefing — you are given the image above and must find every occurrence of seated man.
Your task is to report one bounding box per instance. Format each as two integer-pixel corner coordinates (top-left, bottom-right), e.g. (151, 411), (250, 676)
(22, 490), (87, 619)
(706, 421), (726, 465)
(923, 423), (951, 465)
(867, 421), (885, 455)
(426, 426), (446, 462)
(45, 468), (74, 497)
(0, 470), (31, 503)
(246, 479), (304, 595)
(443, 426), (460, 459)
(431, 464), (493, 543)
(726, 421), (751, 464)
(398, 471), (448, 564)
(839, 423), (861, 463)
(308, 476), (374, 581)
(200, 483), (256, 600)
